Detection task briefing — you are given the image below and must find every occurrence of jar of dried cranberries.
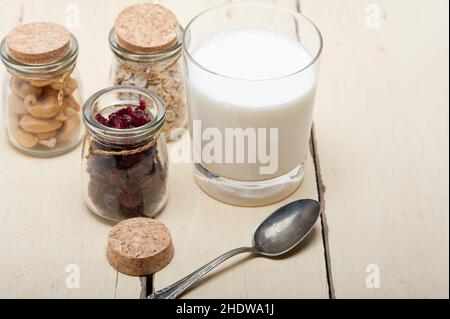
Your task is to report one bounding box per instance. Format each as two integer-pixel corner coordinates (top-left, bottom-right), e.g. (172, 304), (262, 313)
(82, 86), (168, 221)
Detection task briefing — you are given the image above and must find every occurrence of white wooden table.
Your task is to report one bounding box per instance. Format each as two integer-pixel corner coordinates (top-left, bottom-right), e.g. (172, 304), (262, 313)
(0, 0), (448, 299)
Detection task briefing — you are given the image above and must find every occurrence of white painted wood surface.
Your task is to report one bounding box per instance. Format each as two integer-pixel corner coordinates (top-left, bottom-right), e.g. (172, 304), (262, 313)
(301, 0), (449, 298)
(0, 0), (448, 299)
(0, 0), (328, 299)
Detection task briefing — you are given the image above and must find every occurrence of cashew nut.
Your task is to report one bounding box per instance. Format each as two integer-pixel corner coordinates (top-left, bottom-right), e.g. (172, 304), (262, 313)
(25, 95), (61, 119)
(54, 95), (80, 121)
(30, 79), (56, 87)
(51, 77), (78, 95)
(11, 126), (39, 148)
(24, 94), (37, 107)
(10, 77), (42, 99)
(54, 111), (68, 122)
(63, 94), (81, 111)
(9, 115), (20, 130)
(42, 86), (59, 97)
(38, 138), (57, 148)
(57, 116), (80, 142)
(8, 94), (28, 115)
(9, 115), (38, 148)
(64, 107), (78, 117)
(36, 131), (57, 139)
(20, 115), (62, 133)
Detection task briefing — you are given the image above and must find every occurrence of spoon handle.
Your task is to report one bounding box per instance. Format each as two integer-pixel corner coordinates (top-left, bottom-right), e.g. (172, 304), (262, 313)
(148, 247), (255, 299)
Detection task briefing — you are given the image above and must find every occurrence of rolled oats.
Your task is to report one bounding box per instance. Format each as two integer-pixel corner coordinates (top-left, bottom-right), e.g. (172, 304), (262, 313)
(110, 3), (187, 141)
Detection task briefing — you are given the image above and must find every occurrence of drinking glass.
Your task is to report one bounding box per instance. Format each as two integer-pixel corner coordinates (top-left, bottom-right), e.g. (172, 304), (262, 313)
(183, 2), (323, 206)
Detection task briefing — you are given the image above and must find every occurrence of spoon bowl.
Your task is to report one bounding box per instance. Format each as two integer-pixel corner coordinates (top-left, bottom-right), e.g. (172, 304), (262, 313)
(253, 199), (321, 256)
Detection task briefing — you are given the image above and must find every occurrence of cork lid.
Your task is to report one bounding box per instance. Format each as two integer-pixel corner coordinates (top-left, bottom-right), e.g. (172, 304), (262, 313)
(107, 218), (174, 276)
(114, 3), (179, 53)
(5, 22), (71, 65)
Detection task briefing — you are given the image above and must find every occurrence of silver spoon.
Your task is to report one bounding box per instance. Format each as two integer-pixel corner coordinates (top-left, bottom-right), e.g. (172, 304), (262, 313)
(148, 199), (321, 299)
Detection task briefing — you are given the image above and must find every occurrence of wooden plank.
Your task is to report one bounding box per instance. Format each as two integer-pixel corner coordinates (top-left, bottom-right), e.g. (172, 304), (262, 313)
(154, 150), (329, 298)
(157, 0), (301, 26)
(302, 0), (449, 298)
(0, 0), (141, 298)
(152, 0), (329, 299)
(0, 0), (329, 298)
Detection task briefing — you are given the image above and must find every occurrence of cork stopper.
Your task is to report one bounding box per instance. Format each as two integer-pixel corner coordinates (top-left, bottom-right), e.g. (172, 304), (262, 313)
(5, 22), (71, 64)
(107, 218), (174, 276)
(114, 3), (179, 53)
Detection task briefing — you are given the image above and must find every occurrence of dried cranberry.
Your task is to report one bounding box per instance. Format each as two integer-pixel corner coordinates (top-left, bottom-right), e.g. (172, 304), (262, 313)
(103, 193), (118, 211)
(105, 169), (126, 185)
(95, 105), (150, 129)
(119, 191), (144, 215)
(139, 174), (159, 192)
(95, 114), (108, 126)
(88, 154), (114, 173)
(116, 153), (146, 169)
(107, 114), (119, 128)
(120, 114), (132, 123)
(132, 109), (149, 127)
(117, 119), (128, 129)
(138, 99), (146, 111)
(88, 181), (102, 202)
(117, 106), (133, 117)
(126, 159), (151, 181)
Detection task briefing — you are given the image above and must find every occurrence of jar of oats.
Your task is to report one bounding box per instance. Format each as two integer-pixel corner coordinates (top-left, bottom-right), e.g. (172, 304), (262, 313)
(1, 22), (83, 157)
(109, 3), (187, 141)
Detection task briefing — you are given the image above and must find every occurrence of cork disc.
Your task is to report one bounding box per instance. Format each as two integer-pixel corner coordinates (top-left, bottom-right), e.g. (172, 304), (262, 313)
(5, 22), (71, 64)
(114, 3), (179, 53)
(107, 218), (174, 276)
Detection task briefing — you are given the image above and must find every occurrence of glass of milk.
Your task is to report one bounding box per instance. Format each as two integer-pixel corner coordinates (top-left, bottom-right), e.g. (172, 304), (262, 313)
(182, 2), (322, 206)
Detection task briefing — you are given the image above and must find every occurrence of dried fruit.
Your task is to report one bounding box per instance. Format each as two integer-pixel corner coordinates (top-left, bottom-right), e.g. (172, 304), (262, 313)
(86, 140), (167, 218)
(96, 104), (151, 129)
(86, 101), (167, 219)
(95, 114), (108, 126)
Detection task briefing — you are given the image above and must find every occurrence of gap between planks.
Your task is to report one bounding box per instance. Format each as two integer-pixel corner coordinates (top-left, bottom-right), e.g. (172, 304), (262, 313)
(297, 0), (335, 299)
(310, 124), (335, 299)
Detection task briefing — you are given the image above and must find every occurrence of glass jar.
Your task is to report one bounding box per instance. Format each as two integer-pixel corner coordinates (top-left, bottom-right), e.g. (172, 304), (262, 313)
(82, 86), (168, 221)
(183, 3), (323, 206)
(109, 28), (187, 141)
(1, 25), (83, 157)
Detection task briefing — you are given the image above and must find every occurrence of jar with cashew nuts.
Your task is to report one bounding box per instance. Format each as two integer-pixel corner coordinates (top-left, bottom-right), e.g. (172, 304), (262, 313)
(1, 22), (83, 157)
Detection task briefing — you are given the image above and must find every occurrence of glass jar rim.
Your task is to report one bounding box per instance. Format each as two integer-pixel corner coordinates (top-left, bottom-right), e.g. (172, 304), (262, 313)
(0, 34), (79, 77)
(109, 27), (183, 64)
(182, 2), (323, 82)
(83, 86), (166, 143)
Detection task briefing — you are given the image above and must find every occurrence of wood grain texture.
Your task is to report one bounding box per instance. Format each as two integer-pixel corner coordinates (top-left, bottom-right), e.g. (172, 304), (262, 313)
(154, 137), (328, 298)
(151, 0), (329, 299)
(0, 0), (141, 298)
(302, 0), (449, 298)
(0, 0), (328, 299)
(4, 0), (446, 299)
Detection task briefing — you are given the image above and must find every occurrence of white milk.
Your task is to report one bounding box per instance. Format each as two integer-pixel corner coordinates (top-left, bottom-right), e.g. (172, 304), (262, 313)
(187, 29), (317, 181)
